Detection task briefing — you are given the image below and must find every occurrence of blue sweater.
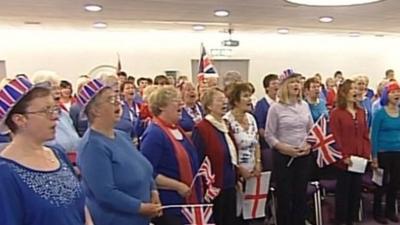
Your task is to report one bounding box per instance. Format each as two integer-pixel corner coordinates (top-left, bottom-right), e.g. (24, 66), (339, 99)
(78, 129), (155, 225)
(360, 97), (372, 128)
(371, 108), (400, 157)
(0, 147), (85, 225)
(140, 123), (201, 217)
(179, 103), (204, 132)
(114, 101), (139, 139)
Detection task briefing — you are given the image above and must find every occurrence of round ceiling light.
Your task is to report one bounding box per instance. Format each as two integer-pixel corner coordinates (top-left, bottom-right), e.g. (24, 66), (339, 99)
(349, 32), (360, 37)
(93, 22), (107, 28)
(192, 24), (206, 31)
(285, 0), (384, 6)
(277, 28), (290, 34)
(84, 4), (103, 12)
(319, 16), (334, 23)
(214, 10), (230, 17)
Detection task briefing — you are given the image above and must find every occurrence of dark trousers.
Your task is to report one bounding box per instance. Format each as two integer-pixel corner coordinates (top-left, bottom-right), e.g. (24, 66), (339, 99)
(373, 152), (400, 216)
(273, 151), (312, 225)
(152, 214), (182, 225)
(335, 170), (362, 224)
(213, 187), (241, 225)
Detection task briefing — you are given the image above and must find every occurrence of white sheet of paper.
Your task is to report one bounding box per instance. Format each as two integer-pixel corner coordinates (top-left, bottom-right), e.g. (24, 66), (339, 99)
(347, 156), (368, 173)
(372, 168), (384, 186)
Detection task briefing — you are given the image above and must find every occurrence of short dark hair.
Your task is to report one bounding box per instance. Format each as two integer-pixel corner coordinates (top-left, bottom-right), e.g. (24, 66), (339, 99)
(154, 75), (168, 85)
(137, 77), (147, 86)
(227, 82), (252, 108)
(262, 74), (278, 89)
(60, 80), (72, 89)
(386, 69), (394, 77)
(120, 80), (135, 92)
(117, 71), (127, 77)
(5, 87), (52, 133)
(303, 77), (319, 90)
(334, 71), (342, 78)
(146, 78), (153, 85)
(336, 79), (354, 109)
(127, 76), (135, 82)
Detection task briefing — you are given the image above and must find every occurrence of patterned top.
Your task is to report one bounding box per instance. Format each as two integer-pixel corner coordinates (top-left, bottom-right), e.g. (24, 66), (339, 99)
(0, 147), (85, 225)
(224, 111), (258, 172)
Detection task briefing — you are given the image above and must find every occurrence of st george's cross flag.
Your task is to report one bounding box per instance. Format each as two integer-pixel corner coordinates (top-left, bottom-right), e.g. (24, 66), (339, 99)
(181, 204), (215, 225)
(242, 172), (271, 219)
(197, 44), (218, 82)
(306, 115), (342, 168)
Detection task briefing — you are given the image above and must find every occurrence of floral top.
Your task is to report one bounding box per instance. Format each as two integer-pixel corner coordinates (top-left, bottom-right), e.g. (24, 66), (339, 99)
(224, 111), (259, 172)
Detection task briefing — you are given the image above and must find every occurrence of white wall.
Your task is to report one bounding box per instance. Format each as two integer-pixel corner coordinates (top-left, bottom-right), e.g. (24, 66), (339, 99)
(0, 28), (399, 98)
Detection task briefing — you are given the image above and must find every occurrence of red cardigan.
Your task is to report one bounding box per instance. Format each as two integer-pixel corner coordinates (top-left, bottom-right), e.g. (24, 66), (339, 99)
(329, 107), (371, 169)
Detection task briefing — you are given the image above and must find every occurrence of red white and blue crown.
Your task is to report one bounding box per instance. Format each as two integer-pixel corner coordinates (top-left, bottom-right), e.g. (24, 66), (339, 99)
(0, 77), (34, 131)
(279, 68), (296, 83)
(77, 79), (107, 113)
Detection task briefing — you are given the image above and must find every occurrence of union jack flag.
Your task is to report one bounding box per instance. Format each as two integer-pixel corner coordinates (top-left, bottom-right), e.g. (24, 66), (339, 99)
(198, 157), (215, 186)
(197, 44), (218, 82)
(307, 116), (342, 168)
(204, 185), (220, 203)
(181, 204), (215, 225)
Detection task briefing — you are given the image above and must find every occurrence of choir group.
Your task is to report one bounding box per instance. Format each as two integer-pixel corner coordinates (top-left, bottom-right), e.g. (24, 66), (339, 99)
(0, 68), (399, 225)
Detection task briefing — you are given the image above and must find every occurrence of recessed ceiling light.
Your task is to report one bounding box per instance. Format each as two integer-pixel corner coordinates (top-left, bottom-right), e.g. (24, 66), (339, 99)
(285, 0), (383, 6)
(192, 24), (206, 31)
(24, 21), (41, 25)
(349, 32), (360, 37)
(319, 16), (334, 23)
(277, 28), (290, 34)
(93, 22), (107, 29)
(84, 4), (103, 12)
(214, 10), (230, 17)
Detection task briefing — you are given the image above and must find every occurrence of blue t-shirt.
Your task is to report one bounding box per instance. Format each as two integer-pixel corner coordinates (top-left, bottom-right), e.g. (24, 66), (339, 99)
(306, 99), (329, 122)
(0, 147), (85, 225)
(371, 107), (400, 157)
(78, 129), (154, 225)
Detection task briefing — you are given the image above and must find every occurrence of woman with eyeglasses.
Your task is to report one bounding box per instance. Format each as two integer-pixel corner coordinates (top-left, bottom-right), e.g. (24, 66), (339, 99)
(330, 79), (371, 225)
(77, 79), (162, 225)
(0, 78), (92, 225)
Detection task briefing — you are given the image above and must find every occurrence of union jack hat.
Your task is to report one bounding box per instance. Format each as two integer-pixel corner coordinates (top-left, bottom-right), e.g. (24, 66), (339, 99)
(279, 68), (299, 83)
(0, 77), (35, 131)
(77, 79), (108, 113)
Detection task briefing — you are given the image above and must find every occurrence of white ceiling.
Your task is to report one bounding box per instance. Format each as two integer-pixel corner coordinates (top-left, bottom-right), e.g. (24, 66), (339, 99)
(0, 0), (398, 35)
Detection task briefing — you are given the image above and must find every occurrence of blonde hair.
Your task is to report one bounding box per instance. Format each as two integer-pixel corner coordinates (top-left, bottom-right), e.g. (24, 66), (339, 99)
(148, 86), (179, 116)
(98, 74), (118, 92)
(32, 70), (60, 86)
(142, 85), (159, 102)
(201, 87), (224, 114)
(278, 75), (302, 105)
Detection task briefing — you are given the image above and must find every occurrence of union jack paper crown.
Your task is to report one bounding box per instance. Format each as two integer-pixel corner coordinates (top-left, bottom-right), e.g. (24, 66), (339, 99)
(279, 68), (298, 83)
(0, 77), (50, 132)
(77, 79), (108, 113)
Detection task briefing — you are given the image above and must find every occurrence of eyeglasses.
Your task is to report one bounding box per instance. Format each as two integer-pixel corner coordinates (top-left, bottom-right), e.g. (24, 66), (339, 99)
(22, 105), (61, 118)
(106, 95), (121, 105)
